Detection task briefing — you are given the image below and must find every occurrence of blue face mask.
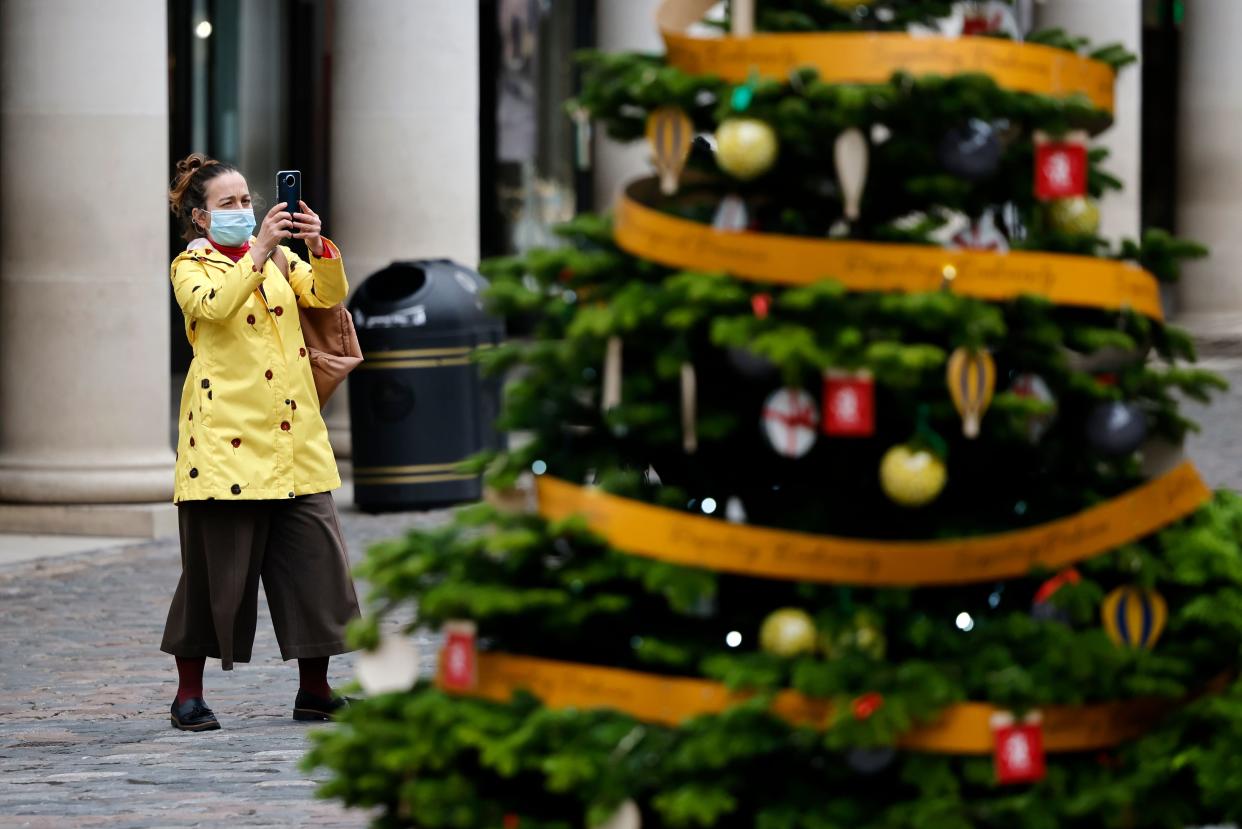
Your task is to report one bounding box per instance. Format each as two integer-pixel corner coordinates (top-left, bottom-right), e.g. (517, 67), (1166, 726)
(207, 209), (256, 247)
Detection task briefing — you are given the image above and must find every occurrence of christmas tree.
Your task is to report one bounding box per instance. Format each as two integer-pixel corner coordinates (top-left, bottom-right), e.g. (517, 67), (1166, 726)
(307, 2), (1242, 826)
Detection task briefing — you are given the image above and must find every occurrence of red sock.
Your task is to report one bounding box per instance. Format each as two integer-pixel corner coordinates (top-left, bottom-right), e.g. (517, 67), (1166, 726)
(175, 656), (206, 705)
(298, 657), (332, 698)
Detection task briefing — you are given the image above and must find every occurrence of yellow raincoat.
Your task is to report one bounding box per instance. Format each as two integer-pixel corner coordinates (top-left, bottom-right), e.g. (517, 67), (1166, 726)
(170, 238), (347, 503)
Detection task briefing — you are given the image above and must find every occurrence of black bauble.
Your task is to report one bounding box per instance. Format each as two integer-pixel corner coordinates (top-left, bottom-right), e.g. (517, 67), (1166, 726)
(1085, 400), (1148, 456)
(727, 347), (779, 381)
(846, 747), (897, 774)
(939, 119), (1003, 181)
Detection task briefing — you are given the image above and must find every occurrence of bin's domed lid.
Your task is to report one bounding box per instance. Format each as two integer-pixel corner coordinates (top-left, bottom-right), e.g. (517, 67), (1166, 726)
(350, 259), (499, 333)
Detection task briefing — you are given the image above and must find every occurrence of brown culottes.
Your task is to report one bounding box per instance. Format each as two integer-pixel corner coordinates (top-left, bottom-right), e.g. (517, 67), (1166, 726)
(160, 492), (361, 670)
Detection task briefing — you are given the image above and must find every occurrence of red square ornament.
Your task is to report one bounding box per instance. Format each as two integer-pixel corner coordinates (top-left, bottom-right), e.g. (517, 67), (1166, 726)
(992, 712), (1046, 784)
(439, 620), (478, 691)
(823, 371), (875, 437)
(1034, 131), (1088, 201)
(963, 10), (1003, 35)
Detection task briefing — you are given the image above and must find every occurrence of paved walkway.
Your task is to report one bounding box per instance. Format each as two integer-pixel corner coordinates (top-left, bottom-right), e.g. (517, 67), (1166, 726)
(0, 497), (447, 828)
(1, 362), (1241, 828)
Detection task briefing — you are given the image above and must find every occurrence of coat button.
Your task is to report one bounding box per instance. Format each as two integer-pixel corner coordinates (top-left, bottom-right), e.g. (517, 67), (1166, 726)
(231, 484), (242, 495)
(265, 370), (273, 381)
(280, 421), (291, 431)
(299, 347), (307, 357)
(246, 314), (256, 325)
(231, 438), (242, 448)
(201, 379), (210, 389)
(285, 399), (291, 405)
(189, 468), (198, 478)
(290, 400), (297, 411)
(288, 491), (295, 498)
(207, 390), (212, 400)
(189, 437), (195, 447)
(273, 306), (284, 316)
(188, 411), (192, 421)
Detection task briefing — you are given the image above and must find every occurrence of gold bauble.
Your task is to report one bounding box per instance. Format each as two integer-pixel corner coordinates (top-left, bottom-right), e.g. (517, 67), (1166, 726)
(1046, 196), (1101, 236)
(820, 610), (887, 660)
(715, 118), (779, 181)
(879, 445), (947, 508)
(759, 608), (818, 657)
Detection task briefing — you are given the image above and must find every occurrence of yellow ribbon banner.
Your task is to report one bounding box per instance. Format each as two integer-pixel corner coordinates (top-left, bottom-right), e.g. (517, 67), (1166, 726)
(656, 0), (1116, 114)
(614, 182), (1165, 321)
(536, 461), (1210, 587)
(440, 651), (1208, 754)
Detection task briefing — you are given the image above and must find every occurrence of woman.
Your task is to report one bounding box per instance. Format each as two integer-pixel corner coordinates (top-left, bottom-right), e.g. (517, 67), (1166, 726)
(161, 153), (361, 732)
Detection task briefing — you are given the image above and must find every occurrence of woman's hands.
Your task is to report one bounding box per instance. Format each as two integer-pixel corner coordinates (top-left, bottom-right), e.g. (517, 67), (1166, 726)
(291, 201), (325, 257)
(250, 200), (325, 267)
(251, 202), (293, 266)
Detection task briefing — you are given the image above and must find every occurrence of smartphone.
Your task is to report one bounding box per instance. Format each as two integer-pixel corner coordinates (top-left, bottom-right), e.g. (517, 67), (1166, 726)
(276, 170), (301, 224)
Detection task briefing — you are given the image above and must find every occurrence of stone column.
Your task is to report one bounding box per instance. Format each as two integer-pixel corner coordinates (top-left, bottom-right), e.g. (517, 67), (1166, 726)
(1036, 0), (1143, 242)
(0, 0), (174, 503)
(594, 0), (666, 208)
(327, 0), (480, 455)
(1175, 0), (1242, 330)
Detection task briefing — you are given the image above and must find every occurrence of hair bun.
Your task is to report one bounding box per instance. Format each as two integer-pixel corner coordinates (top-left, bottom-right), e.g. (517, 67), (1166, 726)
(176, 153), (210, 177)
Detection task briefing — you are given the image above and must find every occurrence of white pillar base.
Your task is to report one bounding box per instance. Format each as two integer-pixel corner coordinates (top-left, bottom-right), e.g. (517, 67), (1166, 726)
(0, 499), (177, 538)
(1169, 312), (1242, 357)
(0, 451), (174, 504)
(325, 381), (352, 459)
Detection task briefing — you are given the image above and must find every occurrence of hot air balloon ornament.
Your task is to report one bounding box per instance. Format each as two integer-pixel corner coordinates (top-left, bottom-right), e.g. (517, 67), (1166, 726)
(1101, 586), (1168, 650)
(646, 106), (695, 195)
(946, 347), (996, 438)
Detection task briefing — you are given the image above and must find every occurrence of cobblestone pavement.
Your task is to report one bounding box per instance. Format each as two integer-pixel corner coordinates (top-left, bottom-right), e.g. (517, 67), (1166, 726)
(1, 362), (1241, 828)
(0, 499), (449, 829)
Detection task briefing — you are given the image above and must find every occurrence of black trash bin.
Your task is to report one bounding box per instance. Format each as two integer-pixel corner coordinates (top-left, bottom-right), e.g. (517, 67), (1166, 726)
(347, 259), (504, 511)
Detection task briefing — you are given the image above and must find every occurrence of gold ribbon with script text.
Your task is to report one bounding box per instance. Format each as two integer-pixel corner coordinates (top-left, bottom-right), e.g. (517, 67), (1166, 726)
(614, 181), (1165, 321)
(656, 0), (1115, 114)
(536, 462), (1210, 587)
(440, 651), (1225, 754)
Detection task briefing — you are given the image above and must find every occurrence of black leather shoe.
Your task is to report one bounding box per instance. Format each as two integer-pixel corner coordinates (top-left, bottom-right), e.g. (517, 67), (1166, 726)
(293, 689), (350, 721)
(170, 697), (220, 732)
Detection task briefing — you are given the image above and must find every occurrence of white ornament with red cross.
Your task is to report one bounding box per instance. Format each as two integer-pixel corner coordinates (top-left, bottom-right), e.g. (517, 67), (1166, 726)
(961, 1), (1021, 37)
(762, 388), (819, 458)
(909, 1), (1022, 39)
(1011, 372), (1056, 442)
(991, 711), (1046, 784)
(949, 208), (1009, 253)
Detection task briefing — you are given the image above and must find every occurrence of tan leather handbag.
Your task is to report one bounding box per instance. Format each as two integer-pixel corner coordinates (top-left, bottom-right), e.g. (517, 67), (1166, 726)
(272, 247), (363, 407)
